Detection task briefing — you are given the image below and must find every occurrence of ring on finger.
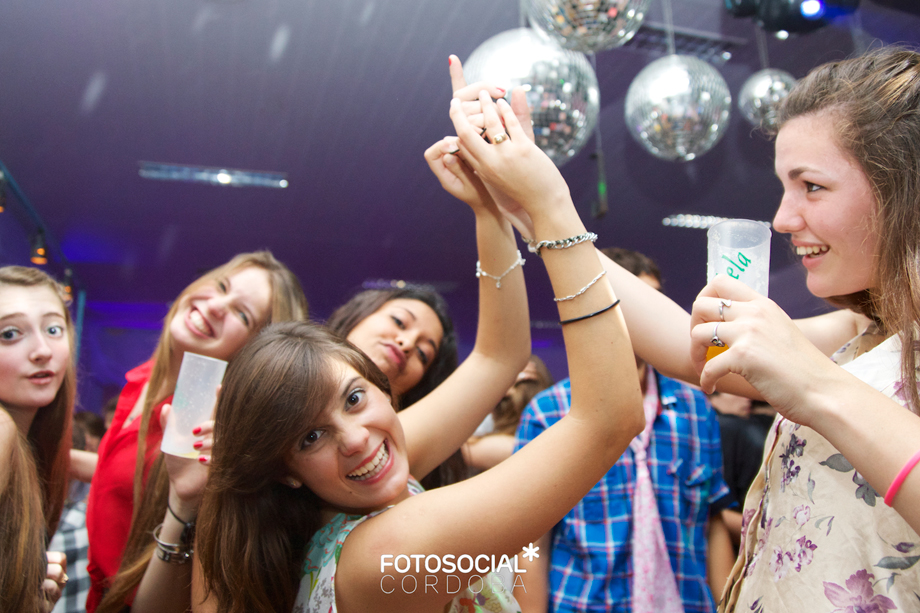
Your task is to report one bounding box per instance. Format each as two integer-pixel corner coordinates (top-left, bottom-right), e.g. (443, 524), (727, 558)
(60, 573), (69, 586)
(719, 299), (732, 322)
(710, 323), (725, 348)
(492, 133), (509, 144)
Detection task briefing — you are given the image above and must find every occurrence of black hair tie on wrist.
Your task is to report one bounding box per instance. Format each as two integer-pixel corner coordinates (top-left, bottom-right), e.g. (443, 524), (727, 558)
(559, 299), (621, 325)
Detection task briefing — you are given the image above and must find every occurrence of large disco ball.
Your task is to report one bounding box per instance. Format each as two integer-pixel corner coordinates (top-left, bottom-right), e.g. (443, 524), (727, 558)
(464, 28), (600, 166)
(738, 68), (797, 130)
(526, 0), (652, 53)
(625, 55), (732, 162)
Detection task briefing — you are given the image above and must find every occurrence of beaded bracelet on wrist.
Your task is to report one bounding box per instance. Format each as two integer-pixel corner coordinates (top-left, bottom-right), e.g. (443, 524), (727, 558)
(476, 250), (525, 289)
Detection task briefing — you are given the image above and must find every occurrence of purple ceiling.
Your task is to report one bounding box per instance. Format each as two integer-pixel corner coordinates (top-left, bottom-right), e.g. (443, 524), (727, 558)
(3, 0), (920, 391)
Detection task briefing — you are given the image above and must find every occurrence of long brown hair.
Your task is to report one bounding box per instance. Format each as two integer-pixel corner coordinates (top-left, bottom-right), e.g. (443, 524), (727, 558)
(97, 251), (308, 613)
(773, 47), (920, 414)
(197, 321), (391, 613)
(0, 266), (76, 612)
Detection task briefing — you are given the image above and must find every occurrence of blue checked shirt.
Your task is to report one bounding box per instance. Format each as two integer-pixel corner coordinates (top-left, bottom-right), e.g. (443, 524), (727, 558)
(49, 501), (90, 613)
(514, 371), (729, 613)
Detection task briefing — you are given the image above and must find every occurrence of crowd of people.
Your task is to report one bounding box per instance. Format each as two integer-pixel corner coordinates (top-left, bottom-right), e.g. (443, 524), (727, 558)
(3, 45), (920, 613)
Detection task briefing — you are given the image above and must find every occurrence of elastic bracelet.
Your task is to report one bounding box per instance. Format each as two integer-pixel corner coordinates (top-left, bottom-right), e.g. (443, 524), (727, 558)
(167, 500), (196, 545)
(560, 299), (620, 325)
(526, 232), (598, 257)
(554, 270), (607, 303)
(476, 250), (525, 289)
(884, 448), (920, 506)
(152, 523), (194, 565)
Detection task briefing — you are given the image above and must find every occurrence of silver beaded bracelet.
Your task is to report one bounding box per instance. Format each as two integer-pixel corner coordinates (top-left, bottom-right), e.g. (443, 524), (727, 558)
(554, 269), (607, 302)
(476, 250), (525, 288)
(524, 232), (598, 257)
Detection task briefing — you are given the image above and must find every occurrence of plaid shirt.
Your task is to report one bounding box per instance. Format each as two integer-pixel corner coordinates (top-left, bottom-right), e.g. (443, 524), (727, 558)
(514, 371), (729, 613)
(49, 501), (90, 613)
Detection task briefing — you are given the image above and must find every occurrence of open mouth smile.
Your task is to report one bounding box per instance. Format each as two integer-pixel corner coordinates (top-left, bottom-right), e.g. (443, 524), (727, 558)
(347, 440), (390, 481)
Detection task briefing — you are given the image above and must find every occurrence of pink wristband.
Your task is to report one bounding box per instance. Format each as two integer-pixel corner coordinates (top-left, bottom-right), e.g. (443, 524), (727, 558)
(884, 448), (920, 507)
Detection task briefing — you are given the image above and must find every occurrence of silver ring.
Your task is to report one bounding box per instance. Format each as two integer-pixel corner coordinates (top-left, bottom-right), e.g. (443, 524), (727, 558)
(492, 133), (508, 144)
(719, 299), (732, 322)
(710, 322), (725, 347)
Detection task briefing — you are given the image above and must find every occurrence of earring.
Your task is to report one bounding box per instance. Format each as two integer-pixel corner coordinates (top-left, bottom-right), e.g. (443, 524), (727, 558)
(286, 477), (302, 489)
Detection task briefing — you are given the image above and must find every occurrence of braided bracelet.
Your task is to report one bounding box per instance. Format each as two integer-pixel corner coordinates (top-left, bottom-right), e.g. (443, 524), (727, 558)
(554, 270), (607, 302)
(524, 232), (598, 257)
(560, 299), (621, 325)
(476, 250), (525, 289)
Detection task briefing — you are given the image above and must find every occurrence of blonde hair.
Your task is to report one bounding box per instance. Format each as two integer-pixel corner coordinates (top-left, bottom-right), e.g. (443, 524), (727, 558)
(97, 251), (308, 613)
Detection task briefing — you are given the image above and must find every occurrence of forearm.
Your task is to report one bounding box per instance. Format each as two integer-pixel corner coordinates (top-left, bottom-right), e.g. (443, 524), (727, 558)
(706, 511), (734, 601)
(468, 207), (530, 371)
(806, 368), (920, 533)
(69, 449), (97, 482)
(131, 492), (196, 613)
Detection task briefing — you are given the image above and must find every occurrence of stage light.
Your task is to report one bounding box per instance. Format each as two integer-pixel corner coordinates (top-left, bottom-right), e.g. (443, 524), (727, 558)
(727, 0), (859, 33)
(31, 232), (48, 265)
(800, 0), (825, 17)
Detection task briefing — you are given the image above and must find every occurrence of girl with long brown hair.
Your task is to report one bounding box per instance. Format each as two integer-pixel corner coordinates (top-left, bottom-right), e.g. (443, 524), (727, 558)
(86, 250), (307, 612)
(0, 266), (76, 612)
(190, 86), (644, 613)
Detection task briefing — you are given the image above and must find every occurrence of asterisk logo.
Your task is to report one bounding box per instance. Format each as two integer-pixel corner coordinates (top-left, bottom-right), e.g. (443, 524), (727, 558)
(521, 542), (540, 562)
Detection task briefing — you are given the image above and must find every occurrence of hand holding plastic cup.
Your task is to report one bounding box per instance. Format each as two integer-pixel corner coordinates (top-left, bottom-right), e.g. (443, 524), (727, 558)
(160, 352), (227, 457)
(705, 219), (771, 359)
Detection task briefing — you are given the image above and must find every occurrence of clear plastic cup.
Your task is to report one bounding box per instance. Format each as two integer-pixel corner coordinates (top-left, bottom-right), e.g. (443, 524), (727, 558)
(707, 219), (771, 296)
(706, 219), (771, 359)
(160, 352), (227, 457)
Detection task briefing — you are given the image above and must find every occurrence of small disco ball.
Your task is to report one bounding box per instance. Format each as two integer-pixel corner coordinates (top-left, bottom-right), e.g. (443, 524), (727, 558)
(464, 28), (600, 166)
(526, 0), (652, 53)
(738, 68), (797, 130)
(624, 54), (732, 162)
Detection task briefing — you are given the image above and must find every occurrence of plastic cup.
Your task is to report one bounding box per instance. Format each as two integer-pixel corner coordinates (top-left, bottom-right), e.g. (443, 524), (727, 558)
(706, 219), (771, 359)
(160, 352), (227, 457)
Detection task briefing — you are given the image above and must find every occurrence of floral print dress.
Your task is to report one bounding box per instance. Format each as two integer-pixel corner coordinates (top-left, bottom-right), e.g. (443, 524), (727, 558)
(292, 479), (521, 613)
(720, 326), (920, 612)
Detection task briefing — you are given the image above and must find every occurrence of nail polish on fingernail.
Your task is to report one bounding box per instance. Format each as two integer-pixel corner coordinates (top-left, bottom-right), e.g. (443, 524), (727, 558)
(496, 87), (506, 94)
(198, 455), (208, 463)
(448, 57), (452, 66)
(192, 427), (201, 435)
(193, 440), (203, 449)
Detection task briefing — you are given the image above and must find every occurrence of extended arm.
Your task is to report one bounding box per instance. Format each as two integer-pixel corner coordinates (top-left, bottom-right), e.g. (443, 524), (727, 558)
(336, 90), (644, 613)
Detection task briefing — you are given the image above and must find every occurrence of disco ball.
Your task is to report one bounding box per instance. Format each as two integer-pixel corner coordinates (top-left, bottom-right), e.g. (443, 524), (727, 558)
(464, 28), (600, 166)
(624, 55), (732, 162)
(738, 68), (797, 130)
(526, 0), (652, 53)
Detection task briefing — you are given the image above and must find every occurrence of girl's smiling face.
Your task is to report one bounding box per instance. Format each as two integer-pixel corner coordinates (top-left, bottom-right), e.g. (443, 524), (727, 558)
(285, 362), (411, 515)
(772, 112), (879, 298)
(168, 266), (273, 362)
(0, 285), (70, 419)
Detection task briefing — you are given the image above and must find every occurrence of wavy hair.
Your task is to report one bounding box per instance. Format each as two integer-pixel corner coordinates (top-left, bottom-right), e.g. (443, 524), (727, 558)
(0, 266), (76, 612)
(772, 46), (920, 414)
(196, 321), (391, 613)
(98, 251), (308, 613)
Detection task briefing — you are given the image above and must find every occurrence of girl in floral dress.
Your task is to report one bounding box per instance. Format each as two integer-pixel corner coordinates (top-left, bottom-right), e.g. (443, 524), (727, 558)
(516, 47), (920, 612)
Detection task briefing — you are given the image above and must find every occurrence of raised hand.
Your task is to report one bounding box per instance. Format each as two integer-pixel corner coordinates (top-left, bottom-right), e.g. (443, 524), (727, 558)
(448, 55), (537, 239)
(448, 90), (570, 225)
(424, 137), (495, 213)
(160, 404), (212, 514)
